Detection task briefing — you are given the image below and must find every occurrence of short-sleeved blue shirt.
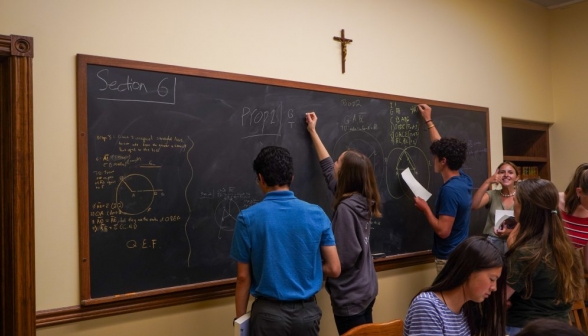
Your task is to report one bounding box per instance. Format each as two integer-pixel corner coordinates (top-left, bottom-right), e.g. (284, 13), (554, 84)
(230, 190), (335, 300)
(433, 170), (472, 259)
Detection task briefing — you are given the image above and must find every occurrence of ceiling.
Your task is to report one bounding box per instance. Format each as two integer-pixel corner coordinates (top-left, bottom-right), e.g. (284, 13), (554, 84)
(527, 0), (586, 9)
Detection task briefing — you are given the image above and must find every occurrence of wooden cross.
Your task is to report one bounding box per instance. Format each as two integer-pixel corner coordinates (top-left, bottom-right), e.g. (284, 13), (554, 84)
(333, 29), (352, 74)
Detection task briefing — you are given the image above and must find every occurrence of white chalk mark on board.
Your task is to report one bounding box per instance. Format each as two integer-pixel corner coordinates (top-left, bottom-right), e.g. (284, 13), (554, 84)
(184, 136), (195, 267)
(96, 72), (177, 105)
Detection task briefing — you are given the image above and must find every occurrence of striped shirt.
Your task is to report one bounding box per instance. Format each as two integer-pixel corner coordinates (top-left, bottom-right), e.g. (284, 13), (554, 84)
(404, 291), (470, 336)
(562, 211), (588, 248)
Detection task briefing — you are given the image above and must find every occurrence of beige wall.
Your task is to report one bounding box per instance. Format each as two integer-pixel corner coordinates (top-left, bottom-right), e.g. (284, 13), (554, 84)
(549, 1), (588, 189)
(0, 0), (571, 335)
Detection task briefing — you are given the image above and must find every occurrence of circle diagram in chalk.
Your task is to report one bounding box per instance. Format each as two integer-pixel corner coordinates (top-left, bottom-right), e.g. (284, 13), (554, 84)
(115, 174), (157, 215)
(385, 146), (430, 199)
(332, 131), (385, 177)
(214, 199), (240, 232)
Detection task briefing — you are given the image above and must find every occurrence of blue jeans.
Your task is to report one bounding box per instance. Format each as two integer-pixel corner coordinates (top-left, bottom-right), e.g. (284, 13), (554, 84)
(486, 235), (507, 254)
(333, 299), (375, 335)
(250, 296), (321, 336)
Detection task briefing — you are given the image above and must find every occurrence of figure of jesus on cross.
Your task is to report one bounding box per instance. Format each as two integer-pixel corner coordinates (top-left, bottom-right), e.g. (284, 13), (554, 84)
(333, 29), (352, 74)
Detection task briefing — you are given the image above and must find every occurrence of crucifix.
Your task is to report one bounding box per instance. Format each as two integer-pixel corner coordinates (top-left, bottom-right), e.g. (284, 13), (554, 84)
(333, 29), (352, 74)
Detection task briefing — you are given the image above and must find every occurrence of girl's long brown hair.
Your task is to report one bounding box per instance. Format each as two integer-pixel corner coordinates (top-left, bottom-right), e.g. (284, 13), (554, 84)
(506, 179), (584, 305)
(564, 163), (588, 214)
(334, 150), (381, 218)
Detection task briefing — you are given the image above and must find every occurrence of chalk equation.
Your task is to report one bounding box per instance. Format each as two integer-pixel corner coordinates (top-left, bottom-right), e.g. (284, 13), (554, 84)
(389, 103), (420, 147)
(241, 102), (296, 139)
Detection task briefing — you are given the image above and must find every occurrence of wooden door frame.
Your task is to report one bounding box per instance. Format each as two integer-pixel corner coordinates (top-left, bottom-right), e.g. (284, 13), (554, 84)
(0, 34), (35, 336)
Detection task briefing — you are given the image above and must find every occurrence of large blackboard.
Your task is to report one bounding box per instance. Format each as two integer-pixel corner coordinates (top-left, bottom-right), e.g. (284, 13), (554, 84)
(77, 54), (490, 304)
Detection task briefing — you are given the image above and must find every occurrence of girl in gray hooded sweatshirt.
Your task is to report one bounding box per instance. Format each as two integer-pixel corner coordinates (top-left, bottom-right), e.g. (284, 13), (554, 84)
(306, 112), (382, 335)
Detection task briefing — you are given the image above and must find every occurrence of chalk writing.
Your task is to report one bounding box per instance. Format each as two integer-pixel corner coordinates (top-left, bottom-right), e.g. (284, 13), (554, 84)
(241, 102), (288, 138)
(126, 239), (158, 249)
(389, 102), (419, 146)
(340, 112), (377, 131)
(467, 140), (488, 157)
(95, 69), (176, 104)
(341, 99), (362, 107)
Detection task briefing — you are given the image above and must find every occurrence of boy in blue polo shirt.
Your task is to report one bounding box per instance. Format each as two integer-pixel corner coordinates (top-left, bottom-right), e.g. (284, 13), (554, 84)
(231, 146), (341, 336)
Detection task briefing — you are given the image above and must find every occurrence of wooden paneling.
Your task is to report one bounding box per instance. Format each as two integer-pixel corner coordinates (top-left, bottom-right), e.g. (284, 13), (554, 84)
(0, 34), (35, 336)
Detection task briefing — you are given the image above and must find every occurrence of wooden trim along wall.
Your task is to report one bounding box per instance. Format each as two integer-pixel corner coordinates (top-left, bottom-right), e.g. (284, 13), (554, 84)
(0, 34), (35, 336)
(35, 253), (433, 327)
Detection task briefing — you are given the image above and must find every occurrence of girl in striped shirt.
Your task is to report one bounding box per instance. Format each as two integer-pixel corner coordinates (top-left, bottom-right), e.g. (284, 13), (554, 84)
(559, 163), (588, 257)
(404, 236), (507, 336)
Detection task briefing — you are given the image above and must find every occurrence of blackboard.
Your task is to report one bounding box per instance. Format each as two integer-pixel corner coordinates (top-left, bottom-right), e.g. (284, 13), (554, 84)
(77, 54), (490, 305)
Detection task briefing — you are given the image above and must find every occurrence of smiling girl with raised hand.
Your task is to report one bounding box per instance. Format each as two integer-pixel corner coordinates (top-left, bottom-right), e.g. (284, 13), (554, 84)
(403, 236), (507, 336)
(472, 161), (520, 253)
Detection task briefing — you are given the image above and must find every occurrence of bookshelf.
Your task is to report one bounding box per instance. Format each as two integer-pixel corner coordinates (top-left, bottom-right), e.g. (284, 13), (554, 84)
(502, 118), (551, 180)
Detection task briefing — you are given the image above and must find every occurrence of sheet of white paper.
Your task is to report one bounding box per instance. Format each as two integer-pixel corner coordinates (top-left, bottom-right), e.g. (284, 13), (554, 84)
(494, 210), (514, 230)
(234, 312), (250, 336)
(401, 168), (432, 201)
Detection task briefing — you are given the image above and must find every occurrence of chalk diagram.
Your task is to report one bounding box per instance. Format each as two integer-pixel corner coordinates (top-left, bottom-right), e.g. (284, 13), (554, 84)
(333, 131), (385, 178)
(385, 146), (431, 199)
(214, 199), (240, 238)
(333, 131), (431, 200)
(115, 174), (163, 215)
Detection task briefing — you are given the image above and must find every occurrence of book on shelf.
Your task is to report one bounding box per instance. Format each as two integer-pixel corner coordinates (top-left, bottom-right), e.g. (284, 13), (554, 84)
(530, 166), (539, 178)
(521, 166), (530, 180)
(519, 166), (540, 180)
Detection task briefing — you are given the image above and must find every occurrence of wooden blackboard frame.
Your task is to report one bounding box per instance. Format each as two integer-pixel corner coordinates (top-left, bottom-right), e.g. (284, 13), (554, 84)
(76, 54), (490, 310)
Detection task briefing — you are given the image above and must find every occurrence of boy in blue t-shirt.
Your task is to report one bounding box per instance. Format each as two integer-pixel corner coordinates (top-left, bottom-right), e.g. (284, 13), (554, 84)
(414, 104), (472, 273)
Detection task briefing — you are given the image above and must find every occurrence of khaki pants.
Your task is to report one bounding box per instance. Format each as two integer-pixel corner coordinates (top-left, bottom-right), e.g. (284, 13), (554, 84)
(435, 258), (447, 274)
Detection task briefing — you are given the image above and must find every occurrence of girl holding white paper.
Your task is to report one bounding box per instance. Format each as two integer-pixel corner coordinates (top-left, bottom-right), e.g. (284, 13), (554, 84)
(472, 161), (520, 253)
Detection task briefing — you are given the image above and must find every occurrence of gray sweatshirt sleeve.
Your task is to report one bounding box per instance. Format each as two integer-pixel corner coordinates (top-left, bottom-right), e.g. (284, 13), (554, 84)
(319, 157), (337, 195)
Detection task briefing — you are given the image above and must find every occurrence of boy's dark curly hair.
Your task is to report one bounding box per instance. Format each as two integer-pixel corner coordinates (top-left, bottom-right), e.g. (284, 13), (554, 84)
(430, 137), (467, 171)
(253, 146), (293, 187)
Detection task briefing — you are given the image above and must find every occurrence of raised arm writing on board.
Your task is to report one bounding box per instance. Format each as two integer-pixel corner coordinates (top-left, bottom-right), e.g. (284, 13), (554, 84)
(418, 104), (441, 142)
(305, 112), (330, 161)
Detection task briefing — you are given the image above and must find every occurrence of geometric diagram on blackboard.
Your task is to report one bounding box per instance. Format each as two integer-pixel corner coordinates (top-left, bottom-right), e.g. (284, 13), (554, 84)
(332, 131), (385, 178)
(385, 146), (430, 199)
(214, 199), (241, 238)
(115, 174), (162, 215)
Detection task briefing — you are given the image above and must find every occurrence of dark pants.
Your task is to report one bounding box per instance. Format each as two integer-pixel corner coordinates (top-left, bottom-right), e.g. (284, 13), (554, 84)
(250, 296), (321, 336)
(333, 299), (375, 335)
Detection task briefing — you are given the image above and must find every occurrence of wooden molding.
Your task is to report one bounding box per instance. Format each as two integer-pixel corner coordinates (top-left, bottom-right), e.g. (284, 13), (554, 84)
(0, 34), (35, 336)
(36, 252), (432, 327)
(0, 35), (34, 58)
(37, 283), (236, 327)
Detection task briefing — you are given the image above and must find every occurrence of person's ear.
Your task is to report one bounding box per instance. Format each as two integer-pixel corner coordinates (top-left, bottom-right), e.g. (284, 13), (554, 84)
(257, 174), (265, 186)
(577, 187), (583, 198)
